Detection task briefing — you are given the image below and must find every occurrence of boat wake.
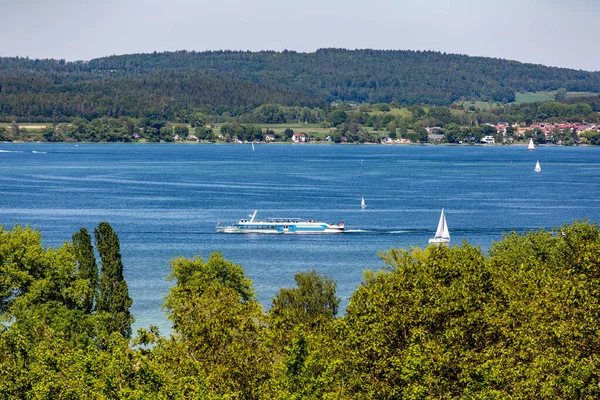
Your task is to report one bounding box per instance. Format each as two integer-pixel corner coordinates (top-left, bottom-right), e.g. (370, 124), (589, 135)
(344, 229), (428, 234)
(0, 149), (22, 153)
(32, 150), (47, 154)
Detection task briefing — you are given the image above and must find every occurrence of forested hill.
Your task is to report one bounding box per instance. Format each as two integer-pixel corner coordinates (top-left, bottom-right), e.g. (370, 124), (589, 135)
(2, 49), (600, 120)
(87, 49), (600, 104)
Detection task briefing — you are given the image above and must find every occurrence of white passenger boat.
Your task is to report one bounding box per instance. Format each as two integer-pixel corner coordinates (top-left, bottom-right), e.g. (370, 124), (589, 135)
(216, 210), (345, 234)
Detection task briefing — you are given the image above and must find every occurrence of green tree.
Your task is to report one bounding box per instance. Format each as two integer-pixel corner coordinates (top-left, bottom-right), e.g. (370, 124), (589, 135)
(0, 126), (8, 141)
(173, 124), (189, 139)
(330, 111), (348, 126)
(164, 252), (272, 398)
(270, 270), (340, 331)
(94, 222), (133, 338)
(374, 103), (390, 112)
(0, 225), (97, 349)
(193, 112), (207, 127)
(284, 128), (295, 138)
(72, 228), (98, 313)
(43, 126), (63, 142)
(10, 121), (19, 139)
(554, 88), (567, 101)
(581, 130), (600, 145)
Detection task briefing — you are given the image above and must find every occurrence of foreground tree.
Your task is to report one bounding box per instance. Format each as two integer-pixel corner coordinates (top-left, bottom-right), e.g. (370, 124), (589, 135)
(4, 221), (600, 398)
(330, 221), (600, 398)
(269, 270), (340, 334)
(164, 252), (273, 398)
(94, 222), (133, 338)
(72, 227), (98, 313)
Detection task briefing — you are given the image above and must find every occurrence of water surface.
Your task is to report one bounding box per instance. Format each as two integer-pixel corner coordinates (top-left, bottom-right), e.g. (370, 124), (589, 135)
(2, 143), (599, 332)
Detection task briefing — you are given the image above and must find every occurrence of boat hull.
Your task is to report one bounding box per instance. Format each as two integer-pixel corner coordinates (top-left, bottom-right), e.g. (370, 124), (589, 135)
(428, 238), (450, 245)
(216, 214), (345, 234)
(217, 228), (344, 234)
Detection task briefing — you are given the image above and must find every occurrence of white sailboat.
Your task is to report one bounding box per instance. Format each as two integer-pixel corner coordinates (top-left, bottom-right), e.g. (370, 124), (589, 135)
(361, 196), (366, 209)
(527, 138), (535, 151)
(252, 142), (255, 151)
(534, 161), (541, 172)
(429, 208), (450, 245)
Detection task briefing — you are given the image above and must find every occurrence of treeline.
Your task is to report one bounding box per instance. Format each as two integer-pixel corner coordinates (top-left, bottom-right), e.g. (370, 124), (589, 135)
(1, 93), (598, 146)
(2, 97), (599, 144)
(2, 221), (600, 397)
(2, 49), (600, 122)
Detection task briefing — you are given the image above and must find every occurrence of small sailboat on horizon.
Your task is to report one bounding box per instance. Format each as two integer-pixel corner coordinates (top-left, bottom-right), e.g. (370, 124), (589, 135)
(534, 160), (541, 172)
(252, 142), (255, 151)
(527, 138), (535, 151)
(429, 208), (450, 245)
(361, 196), (366, 209)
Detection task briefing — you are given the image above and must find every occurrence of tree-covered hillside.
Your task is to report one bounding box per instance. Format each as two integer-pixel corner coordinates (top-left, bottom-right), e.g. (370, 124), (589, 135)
(2, 49), (600, 121)
(88, 49), (600, 103)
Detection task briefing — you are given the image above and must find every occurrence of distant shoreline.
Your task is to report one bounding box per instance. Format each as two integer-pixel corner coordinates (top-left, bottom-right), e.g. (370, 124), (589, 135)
(2, 140), (588, 148)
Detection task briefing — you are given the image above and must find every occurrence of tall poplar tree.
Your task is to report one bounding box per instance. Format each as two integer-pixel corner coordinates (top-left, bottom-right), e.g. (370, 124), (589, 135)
(72, 227), (98, 313)
(94, 222), (133, 338)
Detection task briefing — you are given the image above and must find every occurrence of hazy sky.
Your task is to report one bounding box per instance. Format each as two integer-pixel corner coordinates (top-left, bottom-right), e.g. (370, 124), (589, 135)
(1, 0), (599, 71)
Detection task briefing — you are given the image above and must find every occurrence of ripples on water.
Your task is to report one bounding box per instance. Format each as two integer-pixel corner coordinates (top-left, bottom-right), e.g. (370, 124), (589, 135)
(1, 143), (600, 332)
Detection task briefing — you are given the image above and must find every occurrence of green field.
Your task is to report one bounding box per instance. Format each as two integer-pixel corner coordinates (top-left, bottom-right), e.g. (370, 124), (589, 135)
(564, 91), (600, 99)
(455, 91), (600, 107)
(368, 108), (412, 118)
(0, 123), (48, 130)
(513, 92), (554, 104)
(513, 91), (599, 104)
(454, 101), (503, 110)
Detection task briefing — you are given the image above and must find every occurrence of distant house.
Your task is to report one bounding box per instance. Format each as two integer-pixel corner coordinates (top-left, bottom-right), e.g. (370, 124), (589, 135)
(381, 137), (394, 144)
(187, 135), (198, 142)
(341, 136), (347, 142)
(428, 133), (444, 142)
(292, 133), (306, 143)
(265, 134), (275, 141)
(326, 136), (333, 142)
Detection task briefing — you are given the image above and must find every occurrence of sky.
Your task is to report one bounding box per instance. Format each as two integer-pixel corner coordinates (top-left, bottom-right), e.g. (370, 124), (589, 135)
(1, 0), (599, 71)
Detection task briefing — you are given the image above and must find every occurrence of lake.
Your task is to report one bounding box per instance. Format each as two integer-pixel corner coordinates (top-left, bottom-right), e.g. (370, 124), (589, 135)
(1, 143), (599, 333)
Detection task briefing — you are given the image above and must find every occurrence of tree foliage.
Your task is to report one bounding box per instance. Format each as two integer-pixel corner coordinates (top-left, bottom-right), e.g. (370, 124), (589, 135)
(94, 222), (133, 338)
(270, 270), (340, 331)
(3, 221), (600, 397)
(72, 227), (97, 313)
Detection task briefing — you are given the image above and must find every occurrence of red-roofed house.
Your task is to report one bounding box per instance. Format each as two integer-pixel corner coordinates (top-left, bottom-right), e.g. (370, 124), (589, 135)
(292, 133), (306, 143)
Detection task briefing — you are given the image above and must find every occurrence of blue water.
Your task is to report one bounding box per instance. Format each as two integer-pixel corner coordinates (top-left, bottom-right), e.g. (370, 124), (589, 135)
(1, 143), (599, 333)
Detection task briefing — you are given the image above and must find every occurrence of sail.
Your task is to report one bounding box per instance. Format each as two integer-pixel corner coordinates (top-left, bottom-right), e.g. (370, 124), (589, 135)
(429, 209), (451, 244)
(534, 161), (541, 172)
(528, 138), (535, 151)
(435, 209), (450, 239)
(441, 214), (450, 240)
(361, 196), (366, 209)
